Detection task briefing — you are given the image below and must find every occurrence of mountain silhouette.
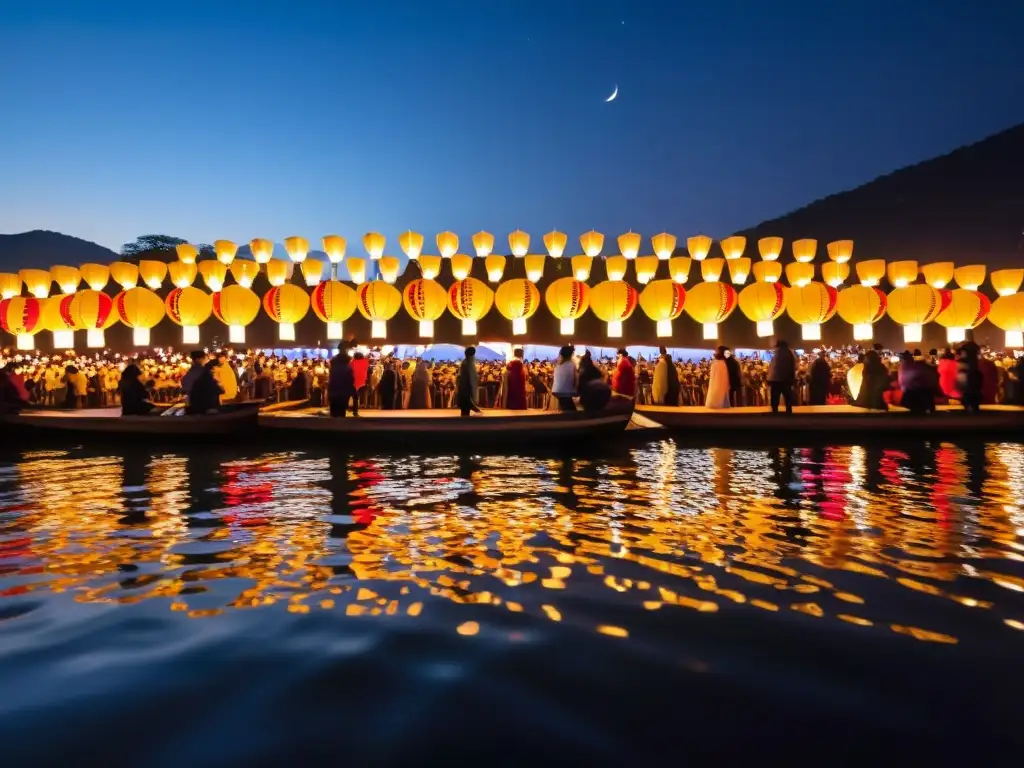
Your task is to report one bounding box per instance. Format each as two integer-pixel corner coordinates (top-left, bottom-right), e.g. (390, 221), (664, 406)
(0, 230), (118, 272)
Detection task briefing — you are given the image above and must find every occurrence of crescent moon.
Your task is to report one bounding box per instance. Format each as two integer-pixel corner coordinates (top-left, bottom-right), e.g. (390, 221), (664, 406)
(605, 85), (618, 103)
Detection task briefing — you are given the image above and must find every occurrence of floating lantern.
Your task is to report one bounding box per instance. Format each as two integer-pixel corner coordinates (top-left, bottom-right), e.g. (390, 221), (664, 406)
(727, 257), (751, 285)
(230, 260), (260, 289)
(936, 289), (990, 343)
(212, 285), (260, 344)
(364, 232), (386, 260)
(954, 264), (986, 291)
(321, 235), (347, 265)
(580, 230), (604, 258)
(357, 281), (402, 338)
(605, 255), (627, 281)
(544, 230), (567, 258)
(856, 259), (885, 287)
(346, 257), (367, 285)
(639, 280), (686, 337)
(792, 239), (817, 263)
(80, 263), (109, 291)
(300, 258), (325, 287)
(590, 281), (638, 338)
(283, 236), (309, 263)
(436, 231), (458, 259)
(139, 261), (169, 291)
(524, 254), (545, 282)
(668, 256), (691, 284)
(472, 231), (494, 258)
(684, 281), (738, 339)
(0, 297), (43, 350)
(758, 237), (783, 262)
(687, 235), (712, 261)
(700, 258), (725, 282)
(265, 259), (290, 287)
(165, 287), (213, 344)
(403, 278), (448, 337)
(250, 238), (274, 265)
(378, 256), (401, 284)
(887, 284), (946, 343)
(51, 265), (80, 294)
(41, 296), (75, 348)
(311, 281), (357, 340)
(887, 260), (918, 288)
(198, 260), (228, 292)
(652, 232), (677, 261)
(821, 262), (850, 288)
(399, 231), (423, 261)
(921, 262), (954, 289)
(837, 285), (887, 341)
(485, 255), (506, 282)
(720, 235), (746, 261)
(509, 230), (529, 257)
(545, 277), (590, 335)
(989, 294), (1024, 349)
(618, 231), (641, 260)
(0, 273), (22, 299)
(739, 282), (786, 337)
(262, 284), (309, 342)
(419, 255), (442, 280)
(826, 240), (854, 263)
(114, 287), (164, 346)
(65, 290), (117, 347)
(450, 254), (473, 281)
(19, 269), (51, 298)
(448, 278), (494, 335)
(753, 261), (783, 283)
(212, 240), (237, 266)
(785, 262), (814, 288)
(785, 282), (838, 340)
(168, 261), (198, 288)
(635, 255), (659, 285)
(109, 262), (139, 290)
(176, 243), (199, 264)
(991, 269), (1024, 297)
(494, 279), (540, 335)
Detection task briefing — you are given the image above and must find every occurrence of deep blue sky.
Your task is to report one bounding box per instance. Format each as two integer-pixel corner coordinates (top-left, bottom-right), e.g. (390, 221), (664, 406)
(1, 0), (1022, 255)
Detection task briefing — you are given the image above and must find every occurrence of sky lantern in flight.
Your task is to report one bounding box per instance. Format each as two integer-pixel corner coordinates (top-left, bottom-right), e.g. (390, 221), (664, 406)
(991, 269), (1024, 297)
(165, 286), (212, 344)
(727, 258), (751, 285)
(451, 254), (473, 281)
(250, 238), (274, 265)
(283, 236), (309, 263)
(752, 261), (782, 283)
(300, 259), (325, 286)
(821, 262), (850, 288)
(617, 231), (641, 260)
(886, 260), (918, 288)
(262, 284), (309, 341)
(403, 278), (448, 337)
(114, 287), (165, 346)
(684, 281), (737, 339)
(668, 256), (691, 284)
(19, 269), (51, 298)
(855, 259), (885, 287)
(65, 289), (117, 347)
(652, 233), (677, 261)
(921, 262), (954, 289)
(357, 281), (402, 338)
(544, 230), (567, 258)
(137, 261), (167, 291)
(989, 294), (1024, 349)
(524, 254), (545, 282)
(176, 243), (199, 264)
(212, 285), (261, 344)
(198, 260), (228, 292)
(687, 235), (712, 261)
(51, 265), (80, 294)
(322, 234), (347, 264)
(580, 230), (604, 258)
(168, 261), (198, 288)
(448, 278), (494, 335)
(109, 262), (139, 290)
(739, 282), (786, 337)
(634, 255), (659, 285)
(419, 255), (442, 280)
(887, 284), (946, 343)
(399, 231), (423, 261)
(0, 273), (21, 299)
(589, 281), (638, 338)
(700, 258), (724, 282)
(785, 282), (838, 340)
(719, 235), (746, 261)
(80, 263), (109, 291)
(0, 297), (43, 350)
(604, 255), (627, 281)
(757, 237), (783, 262)
(436, 231), (458, 259)
(826, 240), (854, 263)
(378, 256), (401, 284)
(837, 285), (887, 341)
(508, 230), (530, 257)
(230, 260), (260, 289)
(639, 279), (686, 337)
(472, 231), (494, 258)
(265, 259), (291, 287)
(785, 262), (814, 287)
(953, 264), (986, 291)
(494, 279), (540, 336)
(311, 281), (357, 340)
(212, 240), (237, 266)
(346, 257), (367, 285)
(568, 255), (592, 281)
(936, 289), (990, 343)
(364, 232), (386, 260)
(545, 277), (590, 335)
(792, 239), (817, 263)
(41, 296), (75, 348)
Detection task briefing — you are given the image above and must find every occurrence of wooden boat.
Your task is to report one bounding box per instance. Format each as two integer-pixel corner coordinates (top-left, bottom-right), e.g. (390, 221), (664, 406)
(0, 404), (259, 438)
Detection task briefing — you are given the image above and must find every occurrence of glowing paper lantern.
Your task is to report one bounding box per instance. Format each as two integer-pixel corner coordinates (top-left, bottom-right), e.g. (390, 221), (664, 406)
(758, 237), (783, 262)
(786, 262), (815, 288)
(687, 235), (712, 261)
(753, 261), (783, 283)
(419, 255), (442, 280)
(887, 284), (946, 343)
(311, 281), (357, 339)
(165, 287), (213, 344)
(114, 287), (164, 346)
(283, 236), (309, 264)
(954, 264), (986, 291)
(700, 258), (725, 282)
(448, 278), (494, 335)
(991, 269), (1024, 297)
(357, 281), (402, 338)
(483, 255), (505, 282)
(378, 256), (401, 284)
(544, 230), (567, 258)
(300, 259), (325, 287)
(580, 230), (604, 258)
(639, 279), (686, 337)
(921, 262), (954, 289)
(826, 240), (854, 263)
(720, 235), (746, 260)
(545, 277), (590, 334)
(450, 254), (473, 281)
(176, 243), (199, 264)
(936, 288), (990, 343)
(403, 278), (448, 337)
(837, 285), (887, 341)
(524, 254), (545, 282)
(605, 255), (627, 281)
(618, 231), (641, 260)
(230, 260), (260, 289)
(590, 280), (639, 337)
(198, 260), (228, 292)
(887, 260), (918, 288)
(213, 240), (237, 266)
(0, 273), (22, 299)
(785, 282), (838, 340)
(168, 261), (198, 288)
(436, 231), (458, 259)
(262, 284), (309, 341)
(856, 259), (885, 287)
(509, 230), (530, 258)
(668, 256), (691, 284)
(399, 231), (423, 261)
(266, 259), (291, 287)
(250, 238), (274, 265)
(494, 279), (541, 335)
(346, 257), (367, 285)
(109, 262), (139, 290)
(19, 269), (51, 299)
(989, 294), (1024, 348)
(41, 296), (75, 348)
(212, 285), (260, 344)
(472, 231), (494, 258)
(727, 257), (751, 285)
(684, 281), (738, 339)
(51, 266), (80, 294)
(572, 256), (594, 281)
(364, 232), (386, 260)
(80, 263), (109, 291)
(739, 282), (786, 337)
(635, 255), (659, 285)
(322, 235), (347, 264)
(652, 233), (677, 261)
(0, 297), (43, 349)
(65, 289), (117, 347)
(821, 262), (850, 288)
(792, 239), (817, 263)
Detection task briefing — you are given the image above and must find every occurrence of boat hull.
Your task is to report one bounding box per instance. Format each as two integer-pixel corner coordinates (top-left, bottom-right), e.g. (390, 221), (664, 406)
(0, 406), (259, 439)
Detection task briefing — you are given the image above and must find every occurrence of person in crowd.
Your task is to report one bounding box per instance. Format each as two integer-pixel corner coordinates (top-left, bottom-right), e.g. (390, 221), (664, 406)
(854, 349), (890, 410)
(378, 360), (398, 410)
(723, 346), (743, 406)
(328, 346), (357, 417)
(846, 353), (865, 401)
(215, 350), (238, 404)
(898, 351), (937, 415)
(956, 342), (983, 413)
(505, 348), (528, 410)
(652, 346), (680, 406)
(351, 351), (369, 407)
(937, 349), (959, 401)
(809, 350), (832, 406)
(551, 345), (578, 412)
(457, 346), (481, 416)
(577, 350), (601, 389)
(181, 350), (207, 396)
(705, 347), (731, 409)
(185, 359), (224, 415)
(978, 352), (998, 404)
(288, 364), (311, 401)
(409, 360), (432, 409)
(611, 348), (636, 398)
(119, 363), (155, 416)
(0, 364), (30, 412)
(767, 340), (797, 414)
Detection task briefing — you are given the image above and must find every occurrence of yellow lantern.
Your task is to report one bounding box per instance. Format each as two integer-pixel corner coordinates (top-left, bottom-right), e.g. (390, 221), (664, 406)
(0, 273), (22, 299)
(0, 296), (44, 349)
(300, 258), (325, 287)
(403, 278), (448, 337)
(399, 231), (423, 261)
(212, 240), (237, 266)
(114, 287), (165, 346)
(786, 262), (815, 288)
(357, 281), (402, 338)
(792, 239), (817, 263)
(826, 240), (854, 263)
(580, 230), (604, 258)
(250, 238), (274, 265)
(545, 277), (591, 335)
(198, 260), (228, 292)
(687, 235), (712, 261)
(921, 262), (954, 289)
(109, 262), (139, 290)
(378, 256), (401, 284)
(753, 261), (783, 283)
(311, 281), (358, 339)
(168, 261), (198, 288)
(472, 231), (494, 258)
(887, 260), (918, 288)
(364, 232), (386, 260)
(821, 262), (850, 288)
(19, 269), (51, 299)
(887, 284), (946, 343)
(448, 278), (494, 335)
(739, 282), (786, 337)
(494, 279), (541, 335)
(212, 285), (261, 344)
(436, 231), (458, 259)
(346, 257), (367, 285)
(954, 264), (986, 291)
(544, 230), (567, 258)
(991, 269), (1024, 297)
(65, 290), (117, 347)
(283, 236), (309, 263)
(508, 230), (530, 258)
(590, 280), (639, 337)
(785, 282), (838, 340)
(230, 260), (260, 289)
(605, 255), (627, 281)
(635, 255), (659, 285)
(758, 237), (783, 262)
(720, 235), (746, 260)
(419, 255), (442, 281)
(727, 257), (751, 285)
(700, 258), (725, 282)
(51, 265), (80, 294)
(856, 259), (885, 287)
(41, 296), (75, 348)
(837, 285), (887, 341)
(262, 283), (310, 341)
(989, 294), (1024, 348)
(524, 254), (545, 282)
(321, 235), (347, 264)
(684, 281), (738, 339)
(617, 231), (641, 260)
(652, 232), (677, 261)
(936, 289), (990, 343)
(266, 259), (291, 287)
(176, 243), (199, 264)
(639, 279), (686, 337)
(571, 256), (593, 281)
(80, 263), (109, 291)
(450, 254), (474, 281)
(668, 256), (691, 284)
(165, 287), (213, 344)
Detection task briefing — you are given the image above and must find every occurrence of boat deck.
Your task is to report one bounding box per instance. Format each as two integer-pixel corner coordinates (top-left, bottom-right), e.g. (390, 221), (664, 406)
(267, 407), (558, 419)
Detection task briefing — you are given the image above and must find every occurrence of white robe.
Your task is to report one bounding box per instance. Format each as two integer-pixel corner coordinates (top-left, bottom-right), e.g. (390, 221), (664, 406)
(653, 359), (668, 404)
(705, 359), (731, 409)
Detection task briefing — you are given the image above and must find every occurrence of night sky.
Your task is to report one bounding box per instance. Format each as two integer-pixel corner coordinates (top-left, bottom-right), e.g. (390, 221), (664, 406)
(1, 0), (1022, 254)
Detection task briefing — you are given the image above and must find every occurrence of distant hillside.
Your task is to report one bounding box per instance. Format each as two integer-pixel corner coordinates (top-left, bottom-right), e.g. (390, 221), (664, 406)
(0, 230), (118, 272)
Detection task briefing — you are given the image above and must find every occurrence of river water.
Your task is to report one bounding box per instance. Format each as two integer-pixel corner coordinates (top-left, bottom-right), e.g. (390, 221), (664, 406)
(1, 439), (1022, 763)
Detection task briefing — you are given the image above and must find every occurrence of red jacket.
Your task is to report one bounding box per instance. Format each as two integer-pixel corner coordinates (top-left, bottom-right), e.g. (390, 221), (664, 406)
(612, 357), (636, 397)
(351, 357), (369, 389)
(505, 359), (527, 410)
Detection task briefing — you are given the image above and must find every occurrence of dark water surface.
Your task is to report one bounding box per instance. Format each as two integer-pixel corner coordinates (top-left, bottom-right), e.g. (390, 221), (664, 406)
(1, 439), (1023, 763)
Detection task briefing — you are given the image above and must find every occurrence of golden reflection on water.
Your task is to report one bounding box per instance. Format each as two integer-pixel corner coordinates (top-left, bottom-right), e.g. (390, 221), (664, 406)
(2, 441), (1024, 647)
